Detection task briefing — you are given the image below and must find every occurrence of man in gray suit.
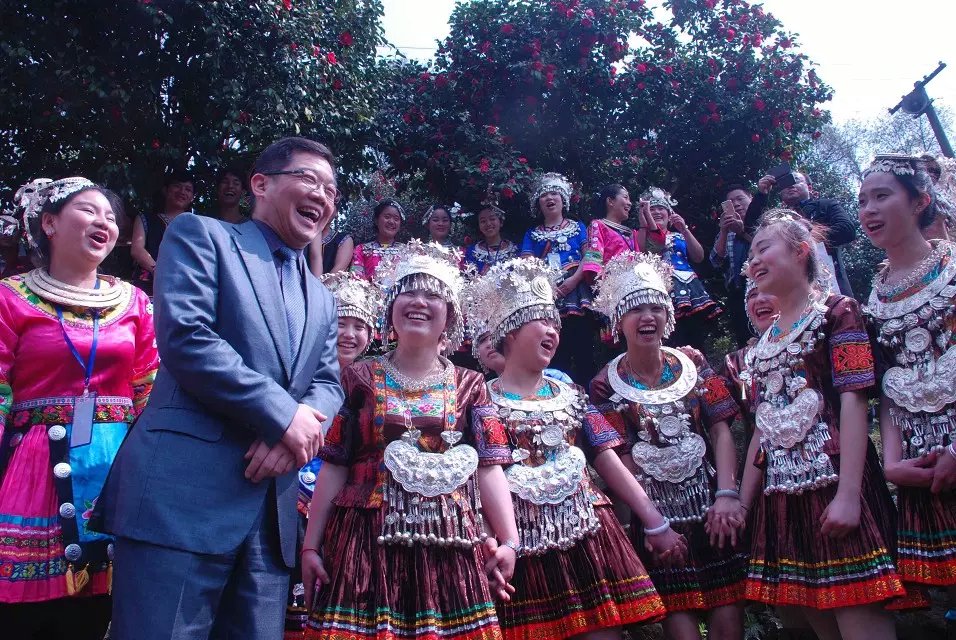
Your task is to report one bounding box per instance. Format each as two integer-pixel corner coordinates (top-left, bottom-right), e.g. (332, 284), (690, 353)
(92, 137), (344, 639)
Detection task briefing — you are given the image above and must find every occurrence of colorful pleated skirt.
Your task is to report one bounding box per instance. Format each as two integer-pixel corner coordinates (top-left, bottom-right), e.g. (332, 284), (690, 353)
(305, 504), (501, 640)
(745, 446), (905, 609)
(896, 485), (956, 587)
(497, 506), (665, 640)
(630, 514), (747, 612)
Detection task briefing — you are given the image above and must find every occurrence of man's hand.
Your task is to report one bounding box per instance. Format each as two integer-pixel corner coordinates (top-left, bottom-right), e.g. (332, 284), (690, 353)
(720, 211), (744, 234)
(244, 440), (297, 483)
(757, 175), (776, 195)
(283, 403), (327, 466)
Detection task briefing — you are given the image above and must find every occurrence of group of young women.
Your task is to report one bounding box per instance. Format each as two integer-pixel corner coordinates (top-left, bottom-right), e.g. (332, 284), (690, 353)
(283, 156), (956, 640)
(0, 153), (953, 640)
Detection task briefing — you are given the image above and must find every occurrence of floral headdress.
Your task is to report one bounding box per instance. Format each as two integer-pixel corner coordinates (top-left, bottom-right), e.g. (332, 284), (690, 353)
(319, 271), (385, 331)
(376, 239), (466, 354)
(639, 186), (678, 214)
(463, 257), (562, 355)
(593, 251), (675, 340)
(16, 177), (95, 250)
(530, 172), (572, 214)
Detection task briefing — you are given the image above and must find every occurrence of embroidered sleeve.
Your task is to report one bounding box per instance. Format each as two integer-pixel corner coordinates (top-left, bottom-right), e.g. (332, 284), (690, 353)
(587, 373), (629, 445)
(519, 229), (535, 257)
(699, 366), (738, 424)
(828, 297), (876, 393)
(0, 286), (19, 436)
(130, 289), (159, 417)
(581, 220), (606, 273)
(579, 402), (624, 458)
(471, 404), (512, 465)
(317, 367), (362, 465)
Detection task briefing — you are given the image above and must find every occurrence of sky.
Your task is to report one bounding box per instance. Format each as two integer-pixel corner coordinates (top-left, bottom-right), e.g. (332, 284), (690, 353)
(380, 0), (955, 126)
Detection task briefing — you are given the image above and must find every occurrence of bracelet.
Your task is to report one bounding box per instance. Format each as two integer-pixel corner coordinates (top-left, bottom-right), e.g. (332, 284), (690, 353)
(947, 443), (956, 460)
(500, 539), (520, 553)
(715, 489), (740, 499)
(644, 519), (671, 536)
(300, 547), (320, 556)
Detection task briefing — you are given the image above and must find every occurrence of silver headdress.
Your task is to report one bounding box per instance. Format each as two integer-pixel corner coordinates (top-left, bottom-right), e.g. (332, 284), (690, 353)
(463, 257), (562, 353)
(640, 186), (678, 213)
(593, 251), (675, 340)
(862, 153), (918, 180)
(378, 197), (407, 221)
(531, 172), (572, 214)
(376, 239), (466, 354)
(319, 271), (385, 330)
(16, 177), (95, 250)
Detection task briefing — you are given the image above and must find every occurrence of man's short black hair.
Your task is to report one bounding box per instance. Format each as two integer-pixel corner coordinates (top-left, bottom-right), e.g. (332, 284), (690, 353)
(216, 164), (248, 190)
(252, 137), (336, 176)
(723, 183), (751, 199)
(163, 168), (195, 188)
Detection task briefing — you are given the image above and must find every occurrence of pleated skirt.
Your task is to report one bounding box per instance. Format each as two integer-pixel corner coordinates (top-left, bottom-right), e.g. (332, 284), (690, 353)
(745, 445), (906, 609)
(305, 505), (501, 640)
(497, 506), (665, 640)
(896, 485), (956, 587)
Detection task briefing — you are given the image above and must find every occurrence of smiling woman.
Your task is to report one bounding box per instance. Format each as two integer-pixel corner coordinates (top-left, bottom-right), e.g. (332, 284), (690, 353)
(0, 177), (159, 637)
(302, 239), (519, 640)
(130, 170), (195, 297)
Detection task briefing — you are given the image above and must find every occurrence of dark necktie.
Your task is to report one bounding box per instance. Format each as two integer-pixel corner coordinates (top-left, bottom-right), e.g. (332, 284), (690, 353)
(276, 246), (306, 360)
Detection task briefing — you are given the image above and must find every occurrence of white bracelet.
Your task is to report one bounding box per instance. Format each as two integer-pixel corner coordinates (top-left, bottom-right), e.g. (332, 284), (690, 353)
(947, 443), (956, 460)
(501, 539), (520, 553)
(644, 519), (671, 536)
(715, 489), (740, 499)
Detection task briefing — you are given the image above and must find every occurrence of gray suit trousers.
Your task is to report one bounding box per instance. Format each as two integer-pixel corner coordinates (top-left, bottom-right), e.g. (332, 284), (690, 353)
(110, 486), (288, 640)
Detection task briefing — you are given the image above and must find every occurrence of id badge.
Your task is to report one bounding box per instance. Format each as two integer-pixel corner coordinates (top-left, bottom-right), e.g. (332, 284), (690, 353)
(70, 392), (97, 448)
(547, 252), (562, 270)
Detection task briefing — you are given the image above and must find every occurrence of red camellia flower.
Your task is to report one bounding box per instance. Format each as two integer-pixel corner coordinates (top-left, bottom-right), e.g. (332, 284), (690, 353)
(780, 38), (792, 49)
(581, 18), (592, 28)
(636, 62), (648, 73)
(501, 23), (514, 35)
(528, 114), (538, 124)
(333, 78), (343, 91)
(312, 45), (321, 57)
(566, 9), (574, 18)
(290, 42), (298, 52)
(627, 0), (642, 9)
(283, 0), (291, 10)
(435, 74), (449, 88)
(637, 81), (646, 90)
(751, 133), (761, 142)
(812, 130), (822, 139)
(327, 52), (337, 64)
(486, 125), (498, 134)
(339, 32), (353, 46)
(753, 34), (763, 47)
(626, 139), (639, 151)
(479, 158), (490, 173)
(518, 157), (528, 164)
(725, 28), (736, 41)
(238, 111), (250, 124)
(151, 139), (160, 149)
(753, 98), (766, 111)
(501, 187), (515, 199)
(706, 101), (718, 112)
(663, 65), (673, 74)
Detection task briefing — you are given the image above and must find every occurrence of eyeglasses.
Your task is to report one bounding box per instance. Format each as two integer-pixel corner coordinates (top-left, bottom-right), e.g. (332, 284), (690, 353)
(261, 168), (341, 204)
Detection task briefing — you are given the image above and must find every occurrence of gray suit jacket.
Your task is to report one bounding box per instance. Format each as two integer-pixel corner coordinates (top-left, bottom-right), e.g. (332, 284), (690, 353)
(92, 214), (343, 568)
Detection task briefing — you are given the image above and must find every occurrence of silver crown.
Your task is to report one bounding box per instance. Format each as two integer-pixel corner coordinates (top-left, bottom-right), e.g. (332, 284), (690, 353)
(593, 251), (675, 340)
(862, 153), (918, 180)
(530, 172), (572, 214)
(16, 177), (95, 250)
(320, 271), (385, 330)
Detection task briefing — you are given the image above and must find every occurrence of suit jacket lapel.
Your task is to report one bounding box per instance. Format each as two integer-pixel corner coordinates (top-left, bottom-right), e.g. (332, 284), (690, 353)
(232, 224), (293, 377)
(293, 267), (323, 382)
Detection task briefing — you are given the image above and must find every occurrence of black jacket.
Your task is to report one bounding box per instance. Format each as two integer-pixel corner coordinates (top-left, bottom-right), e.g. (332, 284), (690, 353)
(745, 193), (856, 298)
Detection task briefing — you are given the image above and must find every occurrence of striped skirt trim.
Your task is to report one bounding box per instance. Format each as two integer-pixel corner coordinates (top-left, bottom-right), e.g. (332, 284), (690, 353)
(896, 486), (956, 586)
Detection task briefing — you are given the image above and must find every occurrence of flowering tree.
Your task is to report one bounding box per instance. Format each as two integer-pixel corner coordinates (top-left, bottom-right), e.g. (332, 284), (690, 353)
(381, 0), (832, 227)
(0, 0), (384, 208)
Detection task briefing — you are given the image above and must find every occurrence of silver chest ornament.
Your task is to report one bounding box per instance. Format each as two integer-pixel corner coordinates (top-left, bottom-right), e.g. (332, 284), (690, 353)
(745, 302), (838, 494)
(867, 243), (956, 459)
(491, 377), (600, 556)
(378, 363), (487, 549)
(608, 347), (714, 523)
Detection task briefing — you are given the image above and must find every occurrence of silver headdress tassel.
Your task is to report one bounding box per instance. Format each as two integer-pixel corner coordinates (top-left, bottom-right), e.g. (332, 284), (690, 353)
(16, 177), (95, 250)
(530, 172), (572, 214)
(376, 239), (466, 354)
(593, 251), (675, 341)
(862, 153), (918, 180)
(319, 271), (385, 331)
(463, 257), (562, 353)
(639, 186), (678, 214)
